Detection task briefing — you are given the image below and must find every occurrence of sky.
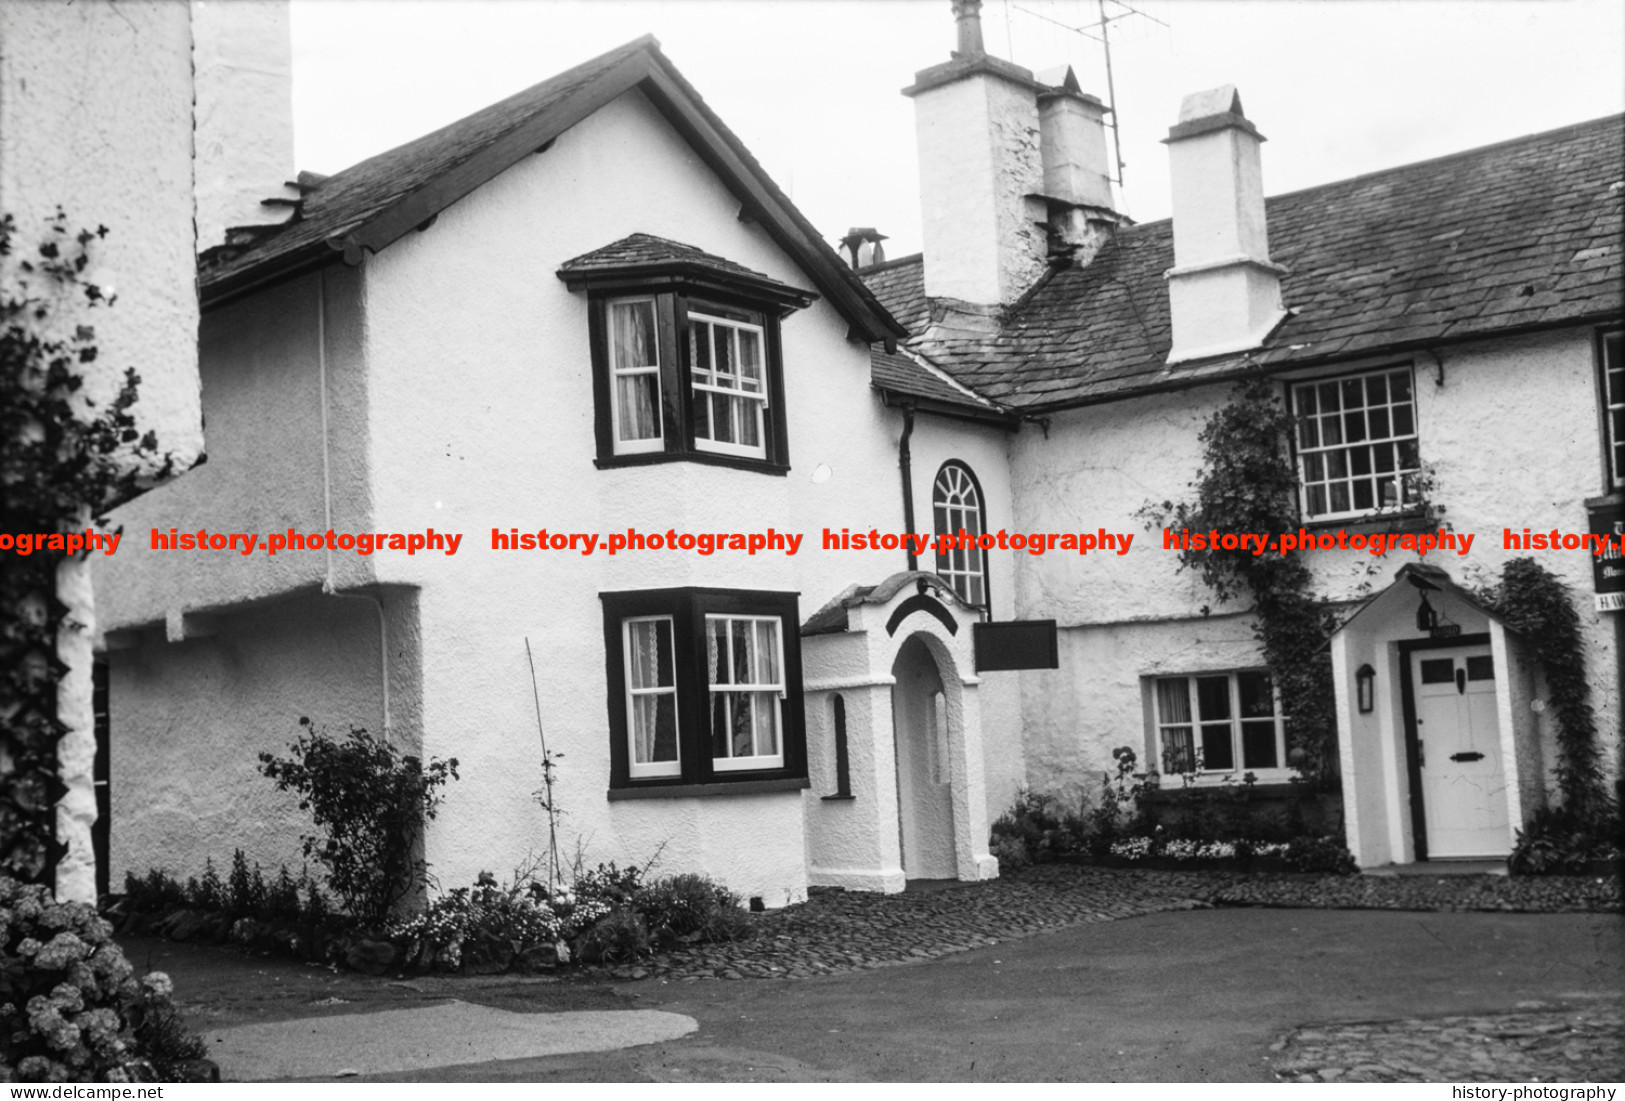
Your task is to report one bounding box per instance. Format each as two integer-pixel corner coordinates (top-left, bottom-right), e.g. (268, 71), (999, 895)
(290, 0), (1625, 257)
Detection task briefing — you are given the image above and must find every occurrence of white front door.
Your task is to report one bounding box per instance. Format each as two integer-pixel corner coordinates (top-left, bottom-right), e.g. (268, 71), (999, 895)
(1412, 645), (1510, 858)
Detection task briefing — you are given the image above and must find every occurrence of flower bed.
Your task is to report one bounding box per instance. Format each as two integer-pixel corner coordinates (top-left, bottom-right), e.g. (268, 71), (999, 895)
(107, 859), (752, 978)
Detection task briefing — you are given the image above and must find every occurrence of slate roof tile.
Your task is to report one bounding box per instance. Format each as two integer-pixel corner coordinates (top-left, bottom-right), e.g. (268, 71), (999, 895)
(863, 114), (1622, 411)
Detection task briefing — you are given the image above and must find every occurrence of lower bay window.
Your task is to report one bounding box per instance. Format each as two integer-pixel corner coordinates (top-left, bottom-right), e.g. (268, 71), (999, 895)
(1149, 670), (1289, 780)
(602, 588), (806, 794)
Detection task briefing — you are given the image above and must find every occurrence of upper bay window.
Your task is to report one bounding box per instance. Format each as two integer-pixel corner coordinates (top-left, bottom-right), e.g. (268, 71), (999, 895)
(602, 588), (807, 794)
(559, 233), (817, 474)
(1291, 366), (1420, 521)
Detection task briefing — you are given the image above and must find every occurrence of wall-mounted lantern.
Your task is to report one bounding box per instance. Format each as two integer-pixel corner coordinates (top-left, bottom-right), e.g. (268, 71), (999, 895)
(1415, 591), (1437, 633)
(1356, 663), (1376, 713)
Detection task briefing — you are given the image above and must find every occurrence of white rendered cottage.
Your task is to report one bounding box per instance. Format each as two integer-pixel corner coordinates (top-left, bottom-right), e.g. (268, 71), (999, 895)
(93, 4), (1622, 903)
(859, 1), (1622, 868)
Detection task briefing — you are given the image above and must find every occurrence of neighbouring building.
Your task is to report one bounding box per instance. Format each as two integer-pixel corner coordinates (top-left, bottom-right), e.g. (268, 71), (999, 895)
(93, 1), (1621, 904)
(1, 0), (295, 901)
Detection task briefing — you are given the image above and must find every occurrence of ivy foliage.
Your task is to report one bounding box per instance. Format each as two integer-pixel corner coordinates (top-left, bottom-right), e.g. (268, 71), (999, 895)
(257, 719), (459, 930)
(1481, 557), (1609, 816)
(1138, 375), (1340, 785)
(1, 210), (169, 884)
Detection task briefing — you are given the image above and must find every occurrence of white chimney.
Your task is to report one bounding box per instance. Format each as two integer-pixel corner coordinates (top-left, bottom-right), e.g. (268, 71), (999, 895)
(192, 0), (299, 253)
(905, 0), (1047, 312)
(1163, 86), (1288, 364)
(1035, 67), (1118, 262)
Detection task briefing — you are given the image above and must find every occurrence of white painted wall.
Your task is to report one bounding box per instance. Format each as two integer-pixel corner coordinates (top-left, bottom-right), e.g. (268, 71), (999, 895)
(107, 593), (390, 885)
(353, 89), (1020, 902)
(1, 0), (206, 903)
(1012, 328), (1619, 813)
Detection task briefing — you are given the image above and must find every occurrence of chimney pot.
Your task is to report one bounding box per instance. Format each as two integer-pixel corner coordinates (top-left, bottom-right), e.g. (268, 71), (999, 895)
(953, 0), (985, 57)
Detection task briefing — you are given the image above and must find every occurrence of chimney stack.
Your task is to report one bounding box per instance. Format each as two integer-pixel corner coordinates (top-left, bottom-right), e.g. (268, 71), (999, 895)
(905, 0), (1047, 313)
(192, 0), (299, 253)
(1162, 86), (1288, 363)
(1034, 66), (1119, 262)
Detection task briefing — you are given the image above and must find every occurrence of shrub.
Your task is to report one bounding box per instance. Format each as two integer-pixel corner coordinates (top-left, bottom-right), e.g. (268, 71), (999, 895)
(989, 787), (1093, 866)
(0, 876), (210, 1082)
(572, 908), (650, 965)
(633, 874), (749, 944)
(1282, 834), (1358, 875)
(1508, 805), (1623, 876)
(258, 719), (458, 928)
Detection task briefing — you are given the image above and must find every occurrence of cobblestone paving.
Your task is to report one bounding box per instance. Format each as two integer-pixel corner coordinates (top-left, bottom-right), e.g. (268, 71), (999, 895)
(591, 865), (1619, 983)
(1272, 1002), (1625, 1082)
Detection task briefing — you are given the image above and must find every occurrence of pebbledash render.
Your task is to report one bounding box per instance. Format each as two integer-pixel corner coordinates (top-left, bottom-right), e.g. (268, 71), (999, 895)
(93, 2), (1621, 903)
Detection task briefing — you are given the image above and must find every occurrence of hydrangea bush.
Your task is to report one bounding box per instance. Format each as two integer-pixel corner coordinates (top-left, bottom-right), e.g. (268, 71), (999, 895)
(0, 877), (209, 1083)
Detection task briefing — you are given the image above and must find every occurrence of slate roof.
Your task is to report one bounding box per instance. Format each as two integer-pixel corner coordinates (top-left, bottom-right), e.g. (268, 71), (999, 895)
(858, 253), (929, 334)
(556, 233), (816, 308)
(865, 114), (1625, 412)
(870, 348), (1009, 419)
(197, 37), (905, 344)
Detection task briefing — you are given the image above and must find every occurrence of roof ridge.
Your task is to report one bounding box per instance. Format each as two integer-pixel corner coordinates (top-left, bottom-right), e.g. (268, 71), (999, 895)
(1117, 111), (1625, 235)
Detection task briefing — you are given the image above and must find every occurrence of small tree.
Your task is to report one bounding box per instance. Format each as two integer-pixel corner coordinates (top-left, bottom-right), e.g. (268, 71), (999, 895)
(258, 719), (458, 929)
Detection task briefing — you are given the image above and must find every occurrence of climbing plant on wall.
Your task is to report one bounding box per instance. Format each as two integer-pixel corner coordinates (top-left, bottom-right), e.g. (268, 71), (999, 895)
(0, 209), (169, 884)
(1138, 375), (1341, 785)
(1480, 557), (1608, 815)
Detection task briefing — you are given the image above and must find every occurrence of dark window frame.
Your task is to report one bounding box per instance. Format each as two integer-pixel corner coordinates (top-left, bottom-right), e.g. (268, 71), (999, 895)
(1288, 363), (1424, 522)
(931, 459), (991, 609)
(585, 284), (794, 475)
(600, 587), (807, 794)
(1597, 327), (1624, 492)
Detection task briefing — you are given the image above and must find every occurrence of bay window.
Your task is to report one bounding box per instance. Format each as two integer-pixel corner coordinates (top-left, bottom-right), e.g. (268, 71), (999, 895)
(602, 588), (806, 794)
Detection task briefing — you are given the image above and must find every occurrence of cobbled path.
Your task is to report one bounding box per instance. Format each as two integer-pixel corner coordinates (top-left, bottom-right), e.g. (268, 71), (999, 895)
(592, 864), (1619, 983)
(1272, 1002), (1625, 1082)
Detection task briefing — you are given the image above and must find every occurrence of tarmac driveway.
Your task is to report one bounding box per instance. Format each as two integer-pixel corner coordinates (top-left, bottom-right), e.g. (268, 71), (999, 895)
(139, 905), (1622, 1081)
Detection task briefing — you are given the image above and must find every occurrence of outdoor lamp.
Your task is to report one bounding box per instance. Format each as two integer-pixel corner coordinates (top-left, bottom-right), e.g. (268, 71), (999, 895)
(1415, 591), (1437, 632)
(1356, 664), (1376, 713)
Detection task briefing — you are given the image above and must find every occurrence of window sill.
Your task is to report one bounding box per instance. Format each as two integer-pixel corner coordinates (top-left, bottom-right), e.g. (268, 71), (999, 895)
(595, 451), (789, 477)
(820, 793), (856, 802)
(607, 777), (810, 801)
(1298, 509), (1438, 536)
(1141, 778), (1307, 802)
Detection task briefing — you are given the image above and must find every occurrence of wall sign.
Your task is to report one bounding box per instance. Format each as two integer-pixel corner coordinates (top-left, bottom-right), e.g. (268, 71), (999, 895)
(973, 620), (1059, 672)
(1590, 499), (1625, 612)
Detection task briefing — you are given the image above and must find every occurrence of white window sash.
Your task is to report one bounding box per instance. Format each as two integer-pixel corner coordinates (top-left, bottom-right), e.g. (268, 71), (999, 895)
(623, 615), (681, 778)
(1151, 672), (1290, 781)
(689, 311), (769, 460)
(706, 614), (786, 771)
(1604, 331), (1624, 489)
(607, 296), (664, 456)
(1292, 367), (1421, 522)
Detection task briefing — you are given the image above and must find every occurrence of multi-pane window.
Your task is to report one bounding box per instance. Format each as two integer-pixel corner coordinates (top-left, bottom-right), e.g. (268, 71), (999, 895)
(706, 615), (784, 770)
(623, 617), (679, 777)
(601, 589), (805, 790)
(1292, 367), (1420, 520)
(607, 299), (663, 453)
(1602, 330), (1623, 489)
(690, 312), (767, 459)
(1152, 671), (1286, 777)
(933, 461), (987, 606)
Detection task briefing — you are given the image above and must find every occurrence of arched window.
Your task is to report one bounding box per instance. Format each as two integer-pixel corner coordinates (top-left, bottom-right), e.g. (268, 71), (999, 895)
(932, 461), (987, 607)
